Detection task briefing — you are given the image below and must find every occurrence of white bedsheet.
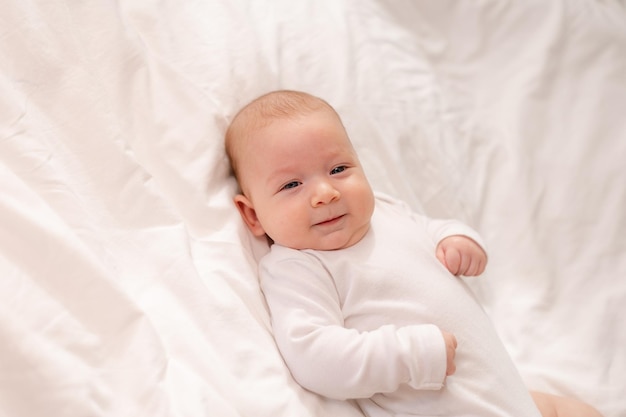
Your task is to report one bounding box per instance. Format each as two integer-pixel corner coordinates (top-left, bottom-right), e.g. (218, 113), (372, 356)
(1, 1), (624, 416)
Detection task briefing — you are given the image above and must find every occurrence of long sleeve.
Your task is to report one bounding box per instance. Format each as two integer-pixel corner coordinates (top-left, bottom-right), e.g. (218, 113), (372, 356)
(376, 192), (486, 250)
(259, 249), (447, 400)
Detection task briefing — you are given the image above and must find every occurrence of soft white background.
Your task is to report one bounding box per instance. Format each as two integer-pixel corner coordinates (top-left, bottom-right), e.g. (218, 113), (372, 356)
(1, 1), (624, 416)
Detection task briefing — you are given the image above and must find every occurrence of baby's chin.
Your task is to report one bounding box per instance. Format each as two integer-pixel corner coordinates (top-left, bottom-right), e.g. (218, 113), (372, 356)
(272, 238), (346, 251)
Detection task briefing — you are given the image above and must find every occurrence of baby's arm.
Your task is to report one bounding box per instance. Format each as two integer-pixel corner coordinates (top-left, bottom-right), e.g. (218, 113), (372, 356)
(436, 235), (487, 276)
(260, 252), (451, 400)
(401, 200), (487, 276)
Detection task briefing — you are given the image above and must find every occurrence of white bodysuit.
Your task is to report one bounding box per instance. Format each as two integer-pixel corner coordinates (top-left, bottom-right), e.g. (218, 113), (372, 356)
(259, 194), (541, 417)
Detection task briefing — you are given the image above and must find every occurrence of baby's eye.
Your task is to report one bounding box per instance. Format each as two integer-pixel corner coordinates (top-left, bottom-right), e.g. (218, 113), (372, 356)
(281, 181), (301, 191)
(330, 166), (347, 175)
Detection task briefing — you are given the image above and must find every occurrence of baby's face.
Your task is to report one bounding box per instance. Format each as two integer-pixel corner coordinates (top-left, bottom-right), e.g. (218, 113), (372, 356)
(236, 109), (374, 250)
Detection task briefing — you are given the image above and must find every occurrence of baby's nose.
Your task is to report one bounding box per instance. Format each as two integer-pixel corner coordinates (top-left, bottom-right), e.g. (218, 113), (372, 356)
(311, 181), (340, 207)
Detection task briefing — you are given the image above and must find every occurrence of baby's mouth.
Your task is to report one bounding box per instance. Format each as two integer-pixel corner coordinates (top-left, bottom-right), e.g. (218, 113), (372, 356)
(315, 214), (345, 226)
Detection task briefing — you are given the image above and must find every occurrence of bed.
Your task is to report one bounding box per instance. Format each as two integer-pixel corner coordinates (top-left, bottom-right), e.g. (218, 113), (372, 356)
(1, 1), (625, 416)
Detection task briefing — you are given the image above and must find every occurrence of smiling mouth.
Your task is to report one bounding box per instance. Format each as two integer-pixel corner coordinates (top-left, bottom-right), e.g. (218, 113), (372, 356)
(315, 214), (345, 226)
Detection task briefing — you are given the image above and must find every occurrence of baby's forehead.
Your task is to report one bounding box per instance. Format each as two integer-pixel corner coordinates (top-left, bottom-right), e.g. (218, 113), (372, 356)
(228, 98), (345, 156)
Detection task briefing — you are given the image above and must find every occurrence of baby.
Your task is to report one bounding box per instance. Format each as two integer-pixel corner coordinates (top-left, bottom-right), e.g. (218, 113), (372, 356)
(225, 90), (602, 417)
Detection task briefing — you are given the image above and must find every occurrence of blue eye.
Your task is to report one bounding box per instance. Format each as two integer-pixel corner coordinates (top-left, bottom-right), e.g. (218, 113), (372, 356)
(281, 181), (301, 191)
(330, 166), (347, 175)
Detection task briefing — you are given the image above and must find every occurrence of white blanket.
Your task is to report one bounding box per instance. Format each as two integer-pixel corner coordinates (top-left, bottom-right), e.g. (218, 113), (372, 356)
(1, 1), (624, 416)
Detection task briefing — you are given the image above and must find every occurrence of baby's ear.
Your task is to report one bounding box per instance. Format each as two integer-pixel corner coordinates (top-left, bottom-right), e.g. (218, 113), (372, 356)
(233, 194), (266, 237)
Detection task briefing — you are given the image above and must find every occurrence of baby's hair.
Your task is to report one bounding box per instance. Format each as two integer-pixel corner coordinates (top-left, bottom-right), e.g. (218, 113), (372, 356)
(225, 90), (339, 183)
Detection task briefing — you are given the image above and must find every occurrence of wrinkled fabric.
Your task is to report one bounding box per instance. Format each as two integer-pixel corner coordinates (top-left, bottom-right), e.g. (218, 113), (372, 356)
(0, 1), (624, 416)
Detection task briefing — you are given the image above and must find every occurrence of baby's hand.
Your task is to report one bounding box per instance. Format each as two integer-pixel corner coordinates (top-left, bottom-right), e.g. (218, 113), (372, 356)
(436, 235), (487, 276)
(441, 330), (457, 377)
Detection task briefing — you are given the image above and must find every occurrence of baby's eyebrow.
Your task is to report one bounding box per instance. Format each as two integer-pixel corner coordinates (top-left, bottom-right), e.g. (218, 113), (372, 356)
(265, 167), (297, 188)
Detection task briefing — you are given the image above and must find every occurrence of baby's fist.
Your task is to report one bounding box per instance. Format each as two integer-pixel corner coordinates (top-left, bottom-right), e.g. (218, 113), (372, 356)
(436, 235), (487, 276)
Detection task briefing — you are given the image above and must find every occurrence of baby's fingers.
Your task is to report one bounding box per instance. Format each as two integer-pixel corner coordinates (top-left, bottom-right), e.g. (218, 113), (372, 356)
(463, 256), (486, 276)
(436, 236), (488, 276)
(457, 253), (473, 276)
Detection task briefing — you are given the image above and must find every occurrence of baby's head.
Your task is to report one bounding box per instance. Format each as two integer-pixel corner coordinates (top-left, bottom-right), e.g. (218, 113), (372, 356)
(225, 90), (375, 251)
